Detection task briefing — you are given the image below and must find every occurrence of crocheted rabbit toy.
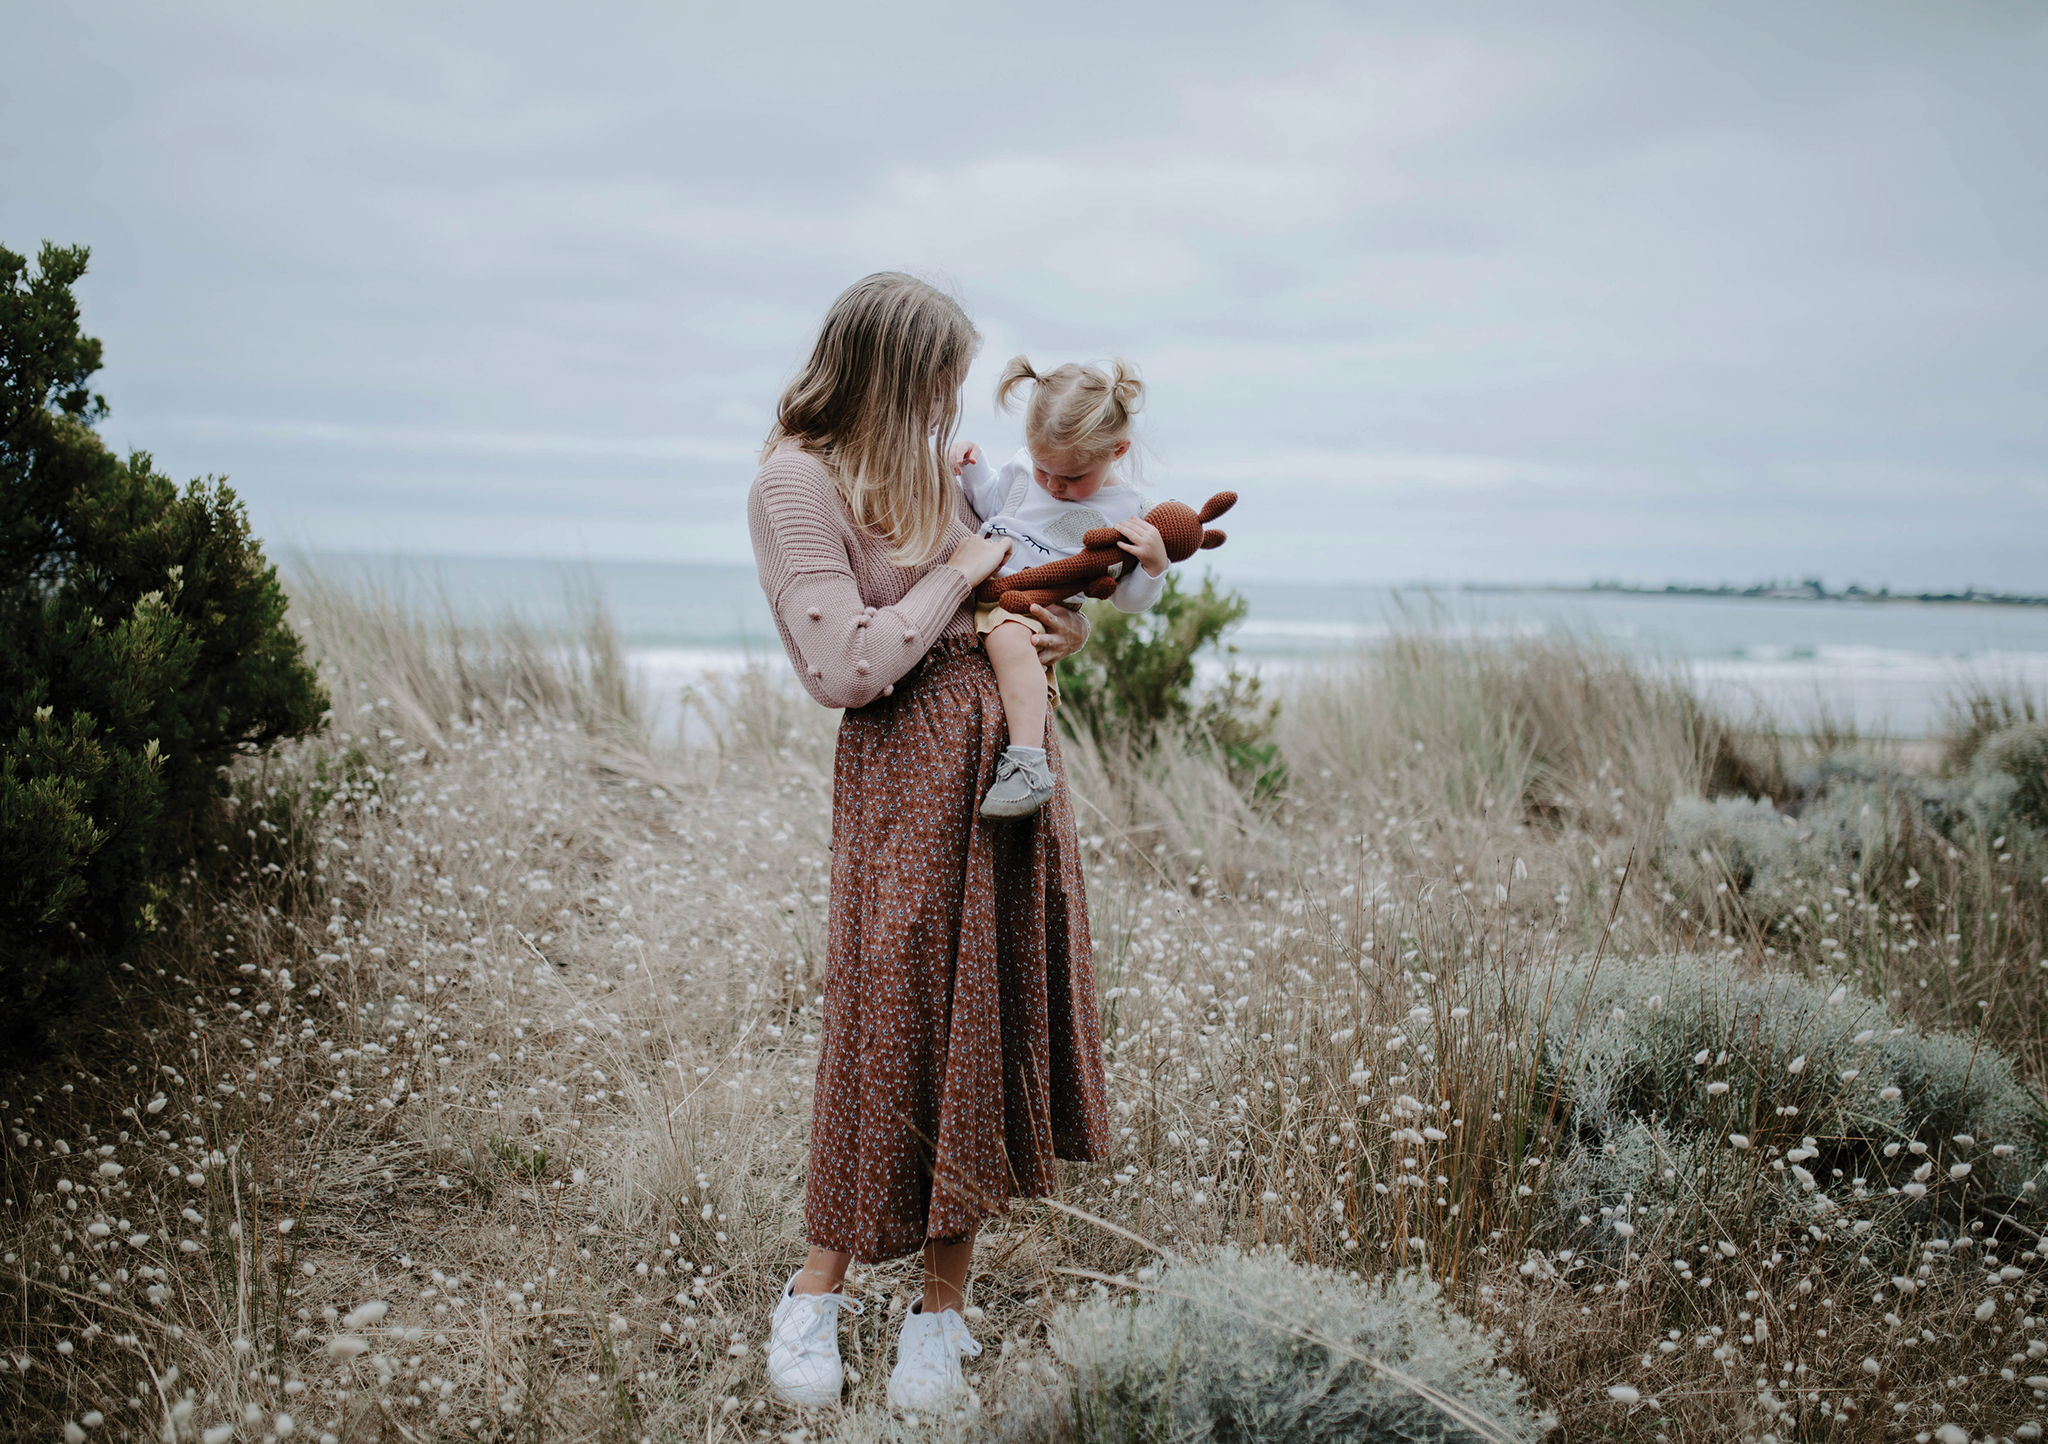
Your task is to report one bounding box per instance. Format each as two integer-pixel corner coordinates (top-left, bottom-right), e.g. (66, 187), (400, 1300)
(975, 491), (1238, 616)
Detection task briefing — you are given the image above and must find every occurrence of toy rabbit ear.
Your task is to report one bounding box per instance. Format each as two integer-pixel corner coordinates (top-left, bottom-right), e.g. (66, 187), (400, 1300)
(1198, 491), (1237, 524)
(1200, 528), (1227, 550)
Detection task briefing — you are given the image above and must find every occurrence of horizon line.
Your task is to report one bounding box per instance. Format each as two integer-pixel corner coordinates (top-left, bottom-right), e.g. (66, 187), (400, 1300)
(278, 548), (2042, 601)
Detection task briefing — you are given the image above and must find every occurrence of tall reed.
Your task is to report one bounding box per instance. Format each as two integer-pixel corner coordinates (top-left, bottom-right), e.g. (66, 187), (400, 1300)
(2, 576), (2044, 1443)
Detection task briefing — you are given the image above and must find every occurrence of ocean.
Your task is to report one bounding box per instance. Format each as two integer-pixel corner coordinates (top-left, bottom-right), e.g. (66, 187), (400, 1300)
(292, 554), (2048, 738)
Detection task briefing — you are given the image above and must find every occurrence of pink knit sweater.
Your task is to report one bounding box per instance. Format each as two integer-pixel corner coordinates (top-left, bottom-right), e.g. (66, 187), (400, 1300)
(748, 442), (978, 710)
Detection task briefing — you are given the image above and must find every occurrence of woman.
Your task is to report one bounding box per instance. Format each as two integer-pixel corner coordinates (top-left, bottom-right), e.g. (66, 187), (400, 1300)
(748, 273), (1111, 1411)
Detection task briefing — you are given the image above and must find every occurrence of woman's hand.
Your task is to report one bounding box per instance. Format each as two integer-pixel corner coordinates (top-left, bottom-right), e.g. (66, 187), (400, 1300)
(944, 532), (1012, 586)
(1029, 602), (1091, 666)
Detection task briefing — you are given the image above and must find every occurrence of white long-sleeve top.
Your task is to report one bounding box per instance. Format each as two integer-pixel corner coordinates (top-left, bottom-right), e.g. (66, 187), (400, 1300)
(959, 448), (1168, 614)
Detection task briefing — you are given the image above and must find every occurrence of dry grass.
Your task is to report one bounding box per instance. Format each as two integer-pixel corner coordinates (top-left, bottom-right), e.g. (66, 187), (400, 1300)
(3, 579), (2046, 1444)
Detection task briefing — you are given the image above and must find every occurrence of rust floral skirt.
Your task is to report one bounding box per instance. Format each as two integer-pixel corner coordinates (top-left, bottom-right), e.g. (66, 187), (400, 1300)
(804, 635), (1111, 1263)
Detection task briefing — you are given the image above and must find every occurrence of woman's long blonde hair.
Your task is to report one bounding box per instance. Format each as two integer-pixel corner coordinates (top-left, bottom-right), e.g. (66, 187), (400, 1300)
(764, 273), (979, 565)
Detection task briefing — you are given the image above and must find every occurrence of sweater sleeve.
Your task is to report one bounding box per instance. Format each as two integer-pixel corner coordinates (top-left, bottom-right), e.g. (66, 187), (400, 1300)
(959, 454), (1009, 524)
(1110, 559), (1168, 614)
(750, 464), (972, 709)
(1101, 486), (1166, 613)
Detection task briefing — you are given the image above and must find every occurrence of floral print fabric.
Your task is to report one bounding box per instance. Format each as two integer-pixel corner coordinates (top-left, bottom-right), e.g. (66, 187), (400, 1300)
(804, 636), (1111, 1262)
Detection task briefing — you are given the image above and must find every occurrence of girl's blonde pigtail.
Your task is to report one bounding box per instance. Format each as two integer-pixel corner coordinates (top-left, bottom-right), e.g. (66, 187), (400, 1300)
(995, 355), (1040, 412)
(1105, 357), (1144, 418)
(1009, 354), (1145, 467)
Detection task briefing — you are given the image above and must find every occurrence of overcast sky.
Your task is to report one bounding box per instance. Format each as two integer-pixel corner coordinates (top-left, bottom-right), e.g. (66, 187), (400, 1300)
(4, 1), (2044, 588)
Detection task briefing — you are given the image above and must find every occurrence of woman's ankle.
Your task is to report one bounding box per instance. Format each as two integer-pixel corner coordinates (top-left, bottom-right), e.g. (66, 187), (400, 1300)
(791, 1267), (846, 1296)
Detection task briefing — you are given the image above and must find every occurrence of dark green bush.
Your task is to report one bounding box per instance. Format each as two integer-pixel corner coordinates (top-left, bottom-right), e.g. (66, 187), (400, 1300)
(1, 242), (326, 1021)
(1056, 571), (1285, 795)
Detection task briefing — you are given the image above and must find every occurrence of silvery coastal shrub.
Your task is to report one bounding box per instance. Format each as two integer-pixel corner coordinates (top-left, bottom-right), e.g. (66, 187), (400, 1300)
(1969, 724), (2048, 889)
(1660, 795), (1800, 910)
(1660, 778), (1924, 925)
(1032, 1248), (1539, 1444)
(1660, 726), (2048, 924)
(1534, 957), (2048, 1270)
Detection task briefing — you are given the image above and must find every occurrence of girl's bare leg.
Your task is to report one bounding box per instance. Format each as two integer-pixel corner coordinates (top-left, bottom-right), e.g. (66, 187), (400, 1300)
(984, 620), (1048, 749)
(791, 1246), (852, 1295)
(922, 1229), (977, 1315)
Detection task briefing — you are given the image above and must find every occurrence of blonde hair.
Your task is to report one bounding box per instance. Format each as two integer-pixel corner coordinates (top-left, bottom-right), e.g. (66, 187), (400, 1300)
(765, 273), (979, 565)
(995, 356), (1143, 465)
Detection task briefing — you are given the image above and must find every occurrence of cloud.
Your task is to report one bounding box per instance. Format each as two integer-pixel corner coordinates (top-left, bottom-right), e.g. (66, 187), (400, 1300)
(152, 416), (757, 466)
(2, 0), (2043, 586)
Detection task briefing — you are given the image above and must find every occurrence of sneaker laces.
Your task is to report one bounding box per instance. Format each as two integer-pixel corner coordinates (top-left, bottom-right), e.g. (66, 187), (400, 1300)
(937, 1310), (983, 1360)
(896, 1307), (982, 1395)
(784, 1290), (863, 1355)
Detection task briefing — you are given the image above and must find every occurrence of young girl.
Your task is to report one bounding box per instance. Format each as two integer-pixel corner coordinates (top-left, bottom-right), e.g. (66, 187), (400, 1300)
(749, 276), (1111, 1413)
(953, 357), (1171, 817)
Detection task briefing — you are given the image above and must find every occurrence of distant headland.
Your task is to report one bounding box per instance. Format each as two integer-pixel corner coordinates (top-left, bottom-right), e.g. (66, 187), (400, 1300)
(1460, 579), (2048, 607)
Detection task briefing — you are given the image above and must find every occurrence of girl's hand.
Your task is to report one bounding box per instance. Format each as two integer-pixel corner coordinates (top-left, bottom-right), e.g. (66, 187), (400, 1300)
(947, 440), (982, 476)
(1114, 514), (1170, 577)
(944, 532), (1012, 585)
(1030, 602), (1091, 665)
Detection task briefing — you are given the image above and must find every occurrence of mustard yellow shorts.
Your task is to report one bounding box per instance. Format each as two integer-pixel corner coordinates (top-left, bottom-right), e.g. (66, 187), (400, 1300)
(972, 601), (1061, 708)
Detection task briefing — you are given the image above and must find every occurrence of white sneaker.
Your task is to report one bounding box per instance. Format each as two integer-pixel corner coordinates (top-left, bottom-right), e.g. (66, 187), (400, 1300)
(767, 1272), (864, 1408)
(886, 1304), (983, 1411)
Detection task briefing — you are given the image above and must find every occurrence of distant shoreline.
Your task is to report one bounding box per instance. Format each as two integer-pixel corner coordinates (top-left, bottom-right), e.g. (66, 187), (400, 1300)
(286, 552), (2045, 607)
(1459, 581), (2048, 608)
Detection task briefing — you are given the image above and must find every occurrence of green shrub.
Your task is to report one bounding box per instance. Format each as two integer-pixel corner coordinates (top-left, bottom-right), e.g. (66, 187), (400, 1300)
(1025, 1248), (1538, 1444)
(1, 242), (326, 1022)
(1057, 570), (1242, 747)
(1056, 571), (1284, 794)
